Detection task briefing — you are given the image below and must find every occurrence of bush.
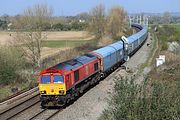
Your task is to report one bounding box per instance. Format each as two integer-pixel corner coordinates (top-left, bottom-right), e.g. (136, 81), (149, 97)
(0, 20), (7, 30)
(161, 41), (168, 50)
(52, 22), (88, 31)
(157, 25), (180, 50)
(0, 46), (25, 85)
(99, 76), (179, 120)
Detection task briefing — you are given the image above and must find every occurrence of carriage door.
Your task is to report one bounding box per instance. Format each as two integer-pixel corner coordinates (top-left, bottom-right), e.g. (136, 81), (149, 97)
(65, 74), (71, 90)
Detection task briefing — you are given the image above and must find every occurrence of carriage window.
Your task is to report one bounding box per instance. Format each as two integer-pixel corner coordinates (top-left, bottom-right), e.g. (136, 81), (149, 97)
(54, 75), (64, 83)
(74, 70), (79, 82)
(94, 63), (98, 71)
(41, 75), (51, 84)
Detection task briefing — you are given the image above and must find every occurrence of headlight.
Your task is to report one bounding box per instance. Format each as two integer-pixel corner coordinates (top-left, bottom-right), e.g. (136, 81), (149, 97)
(40, 90), (46, 94)
(59, 90), (64, 94)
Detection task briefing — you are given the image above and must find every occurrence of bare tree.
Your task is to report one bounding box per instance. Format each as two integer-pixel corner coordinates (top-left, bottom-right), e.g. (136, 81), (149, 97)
(77, 12), (90, 21)
(88, 4), (106, 39)
(107, 6), (127, 40)
(162, 11), (171, 24)
(13, 4), (53, 70)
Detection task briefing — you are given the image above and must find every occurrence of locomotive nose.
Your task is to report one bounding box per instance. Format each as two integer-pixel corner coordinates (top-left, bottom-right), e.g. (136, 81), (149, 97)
(51, 88), (54, 92)
(39, 84), (66, 95)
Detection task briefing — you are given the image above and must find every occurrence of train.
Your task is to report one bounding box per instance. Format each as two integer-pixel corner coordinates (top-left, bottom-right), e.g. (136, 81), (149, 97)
(38, 24), (148, 107)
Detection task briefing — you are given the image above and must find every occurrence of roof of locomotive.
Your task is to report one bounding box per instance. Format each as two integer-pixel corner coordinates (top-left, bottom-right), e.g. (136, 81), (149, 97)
(52, 53), (97, 71)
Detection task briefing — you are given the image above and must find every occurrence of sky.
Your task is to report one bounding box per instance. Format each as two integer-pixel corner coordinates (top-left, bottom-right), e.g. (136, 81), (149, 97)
(0, 0), (179, 16)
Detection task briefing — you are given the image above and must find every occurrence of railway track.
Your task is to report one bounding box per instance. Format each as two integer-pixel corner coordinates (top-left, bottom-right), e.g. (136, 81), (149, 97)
(46, 109), (63, 120)
(27, 108), (63, 120)
(0, 94), (40, 120)
(0, 87), (38, 106)
(29, 108), (47, 120)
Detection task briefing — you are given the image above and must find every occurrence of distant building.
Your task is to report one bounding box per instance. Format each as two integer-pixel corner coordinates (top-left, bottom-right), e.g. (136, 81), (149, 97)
(7, 23), (12, 31)
(156, 55), (165, 67)
(79, 19), (85, 23)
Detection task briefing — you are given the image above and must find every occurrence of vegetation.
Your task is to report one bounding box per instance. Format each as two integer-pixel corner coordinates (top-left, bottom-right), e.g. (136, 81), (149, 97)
(99, 76), (179, 120)
(162, 12), (171, 24)
(52, 21), (88, 31)
(107, 6), (127, 40)
(42, 40), (95, 48)
(173, 23), (180, 32)
(88, 4), (106, 40)
(0, 19), (7, 30)
(156, 25), (180, 50)
(88, 5), (128, 43)
(12, 4), (53, 70)
(0, 45), (43, 100)
(149, 55), (180, 81)
(0, 46), (25, 85)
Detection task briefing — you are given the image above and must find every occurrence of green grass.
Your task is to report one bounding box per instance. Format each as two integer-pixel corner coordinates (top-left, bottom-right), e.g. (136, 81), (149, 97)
(0, 87), (11, 101)
(138, 32), (158, 74)
(172, 23), (180, 32)
(0, 81), (32, 101)
(42, 40), (96, 48)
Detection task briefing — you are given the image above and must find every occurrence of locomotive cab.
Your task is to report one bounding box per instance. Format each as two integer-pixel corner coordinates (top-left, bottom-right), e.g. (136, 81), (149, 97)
(39, 73), (66, 95)
(38, 68), (68, 107)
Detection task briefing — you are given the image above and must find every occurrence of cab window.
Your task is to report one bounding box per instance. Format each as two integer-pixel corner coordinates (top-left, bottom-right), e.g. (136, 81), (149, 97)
(94, 63), (98, 71)
(54, 75), (64, 83)
(41, 76), (51, 84)
(74, 70), (79, 82)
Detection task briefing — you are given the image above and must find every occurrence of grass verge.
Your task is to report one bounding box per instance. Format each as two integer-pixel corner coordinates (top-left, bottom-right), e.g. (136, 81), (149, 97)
(138, 32), (158, 74)
(172, 23), (180, 32)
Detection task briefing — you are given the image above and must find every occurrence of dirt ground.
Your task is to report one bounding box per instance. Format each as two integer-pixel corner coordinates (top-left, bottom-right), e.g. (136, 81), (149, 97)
(0, 32), (14, 45)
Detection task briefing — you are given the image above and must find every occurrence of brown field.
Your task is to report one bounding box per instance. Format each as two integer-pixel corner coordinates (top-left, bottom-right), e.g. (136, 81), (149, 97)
(0, 31), (94, 58)
(0, 32), (14, 45)
(45, 31), (93, 41)
(0, 31), (93, 45)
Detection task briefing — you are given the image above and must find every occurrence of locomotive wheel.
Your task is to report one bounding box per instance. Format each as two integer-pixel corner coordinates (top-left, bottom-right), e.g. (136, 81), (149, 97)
(66, 98), (71, 104)
(41, 102), (46, 109)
